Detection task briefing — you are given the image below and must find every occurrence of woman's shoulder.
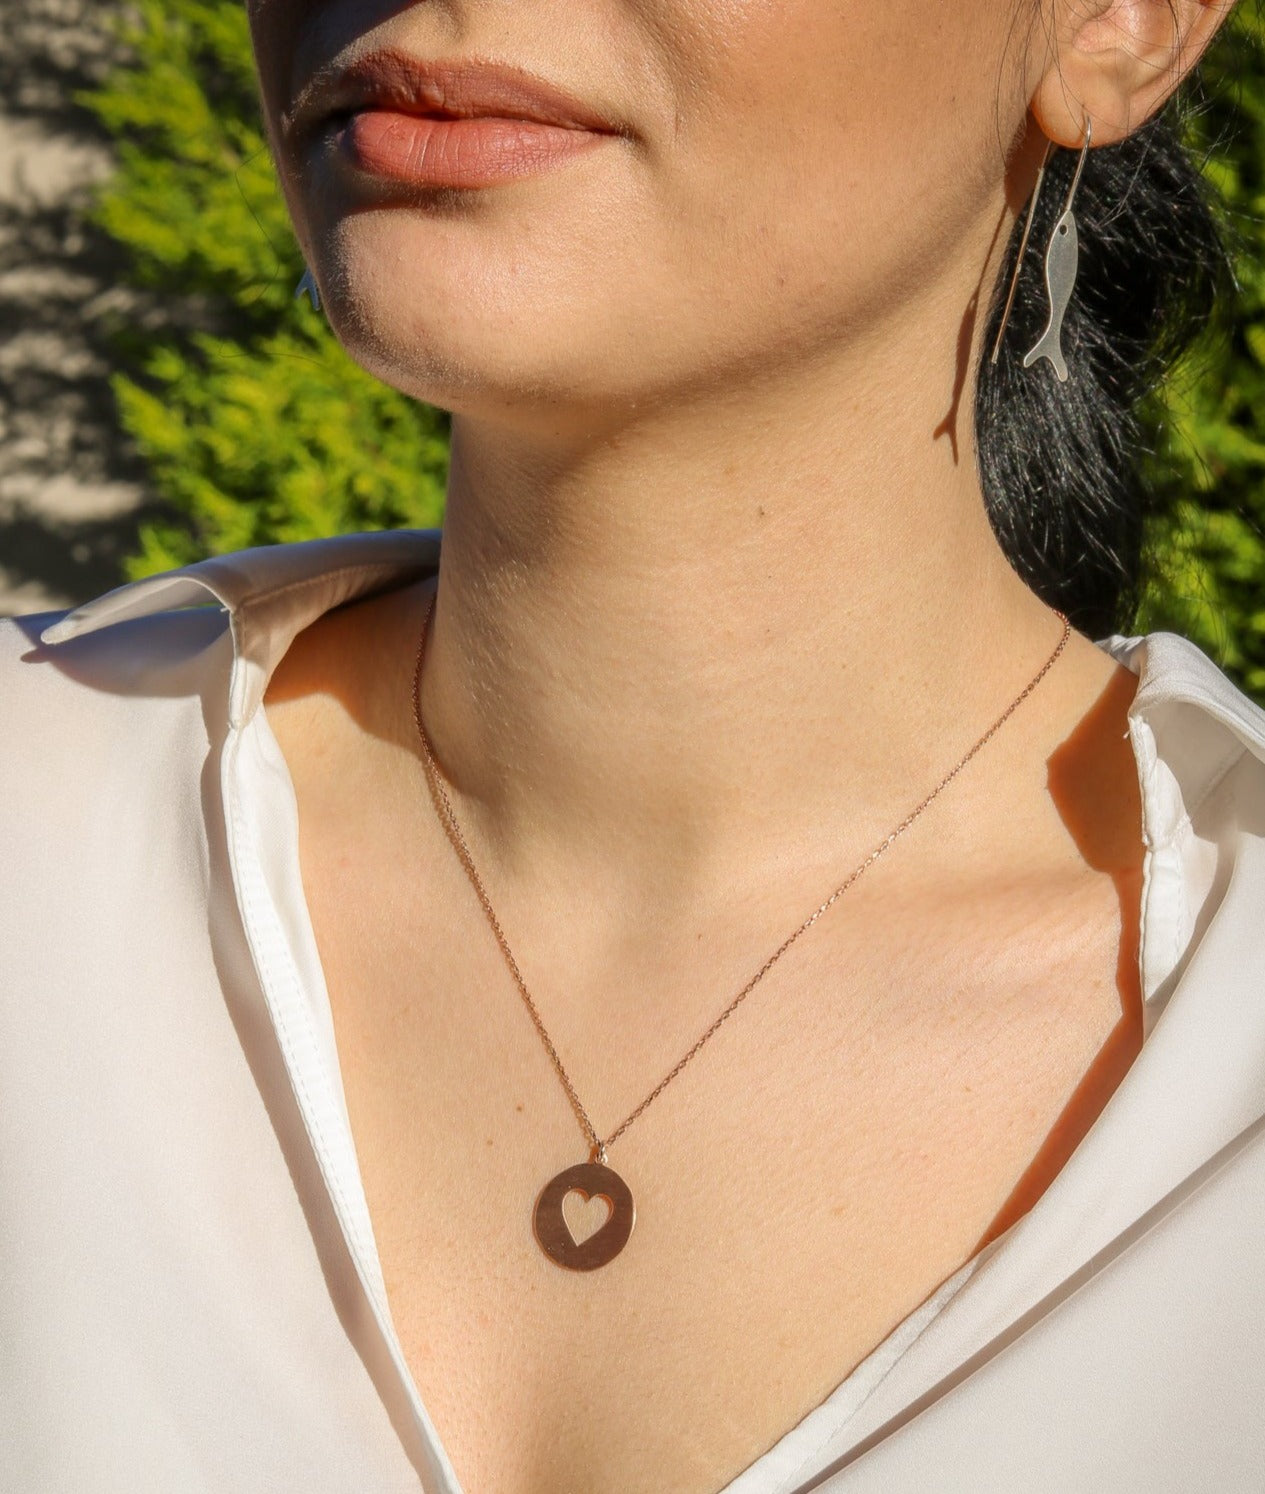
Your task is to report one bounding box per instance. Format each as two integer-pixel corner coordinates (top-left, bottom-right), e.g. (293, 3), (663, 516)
(0, 600), (236, 881)
(0, 529), (442, 736)
(0, 598), (234, 763)
(1098, 628), (1265, 824)
(1100, 627), (1265, 741)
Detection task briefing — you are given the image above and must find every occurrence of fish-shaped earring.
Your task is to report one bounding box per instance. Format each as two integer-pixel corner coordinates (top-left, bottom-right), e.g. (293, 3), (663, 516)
(295, 264), (322, 313)
(989, 118), (1093, 382)
(1022, 117), (1093, 383)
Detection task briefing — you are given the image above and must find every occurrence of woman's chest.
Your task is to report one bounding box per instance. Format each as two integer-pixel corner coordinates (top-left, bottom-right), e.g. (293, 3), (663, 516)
(256, 586), (1149, 1492)
(304, 842), (1140, 1494)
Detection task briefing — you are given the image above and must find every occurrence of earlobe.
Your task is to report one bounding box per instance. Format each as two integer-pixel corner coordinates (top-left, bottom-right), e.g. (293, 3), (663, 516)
(1030, 0), (1234, 148)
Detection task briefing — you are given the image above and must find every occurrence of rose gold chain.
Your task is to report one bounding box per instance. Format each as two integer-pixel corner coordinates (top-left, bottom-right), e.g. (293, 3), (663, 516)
(410, 590), (1071, 1164)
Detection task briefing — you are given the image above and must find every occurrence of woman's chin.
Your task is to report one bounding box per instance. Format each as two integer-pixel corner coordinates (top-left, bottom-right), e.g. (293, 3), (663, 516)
(305, 216), (598, 400)
(319, 291), (618, 424)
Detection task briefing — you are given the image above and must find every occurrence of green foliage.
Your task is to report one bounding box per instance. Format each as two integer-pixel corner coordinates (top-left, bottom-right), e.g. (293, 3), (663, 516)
(1138, 2), (1265, 697)
(81, 0), (447, 576)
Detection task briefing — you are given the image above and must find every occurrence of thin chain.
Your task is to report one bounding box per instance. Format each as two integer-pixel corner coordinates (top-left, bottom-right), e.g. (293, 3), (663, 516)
(411, 590), (1071, 1163)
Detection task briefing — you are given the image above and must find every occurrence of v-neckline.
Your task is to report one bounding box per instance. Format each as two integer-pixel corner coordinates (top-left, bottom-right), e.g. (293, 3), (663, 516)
(232, 562), (1167, 1494)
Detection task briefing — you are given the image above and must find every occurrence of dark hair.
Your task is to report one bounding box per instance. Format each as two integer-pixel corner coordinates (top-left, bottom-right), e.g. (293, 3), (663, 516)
(977, 90), (1232, 639)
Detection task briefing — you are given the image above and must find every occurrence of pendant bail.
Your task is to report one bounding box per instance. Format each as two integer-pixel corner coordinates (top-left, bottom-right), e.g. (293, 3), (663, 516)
(590, 1140), (609, 1166)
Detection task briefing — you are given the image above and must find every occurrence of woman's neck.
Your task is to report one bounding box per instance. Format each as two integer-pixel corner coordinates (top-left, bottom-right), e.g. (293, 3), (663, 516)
(417, 312), (1089, 910)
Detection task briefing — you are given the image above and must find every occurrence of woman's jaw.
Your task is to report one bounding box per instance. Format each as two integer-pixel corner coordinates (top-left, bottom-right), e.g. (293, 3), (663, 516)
(250, 0), (1034, 428)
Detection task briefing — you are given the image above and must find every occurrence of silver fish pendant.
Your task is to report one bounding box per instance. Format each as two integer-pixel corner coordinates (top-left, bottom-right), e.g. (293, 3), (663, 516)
(1022, 120), (1093, 384)
(1022, 208), (1079, 383)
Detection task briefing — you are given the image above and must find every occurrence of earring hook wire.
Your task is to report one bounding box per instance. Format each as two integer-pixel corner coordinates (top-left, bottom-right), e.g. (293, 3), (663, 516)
(1061, 114), (1093, 215)
(989, 137), (1055, 366)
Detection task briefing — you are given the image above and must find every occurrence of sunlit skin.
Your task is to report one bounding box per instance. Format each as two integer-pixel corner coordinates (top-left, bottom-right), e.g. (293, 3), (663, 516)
(249, 2), (1233, 1491)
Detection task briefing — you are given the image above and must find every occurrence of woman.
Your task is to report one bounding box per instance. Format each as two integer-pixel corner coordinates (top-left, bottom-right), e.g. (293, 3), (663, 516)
(2, 0), (1263, 1490)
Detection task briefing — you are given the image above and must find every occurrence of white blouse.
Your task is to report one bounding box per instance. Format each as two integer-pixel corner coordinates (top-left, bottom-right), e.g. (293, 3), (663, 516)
(2, 527), (1264, 1493)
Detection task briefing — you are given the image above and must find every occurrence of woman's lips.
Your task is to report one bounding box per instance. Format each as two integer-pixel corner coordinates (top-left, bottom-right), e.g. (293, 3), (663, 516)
(340, 108), (609, 189)
(290, 52), (626, 190)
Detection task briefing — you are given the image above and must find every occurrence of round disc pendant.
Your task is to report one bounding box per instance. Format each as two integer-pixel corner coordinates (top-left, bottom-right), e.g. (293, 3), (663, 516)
(533, 1161), (635, 1271)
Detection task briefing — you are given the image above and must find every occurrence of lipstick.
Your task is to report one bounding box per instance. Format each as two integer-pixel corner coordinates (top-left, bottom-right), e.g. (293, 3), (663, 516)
(292, 52), (624, 190)
(344, 110), (607, 189)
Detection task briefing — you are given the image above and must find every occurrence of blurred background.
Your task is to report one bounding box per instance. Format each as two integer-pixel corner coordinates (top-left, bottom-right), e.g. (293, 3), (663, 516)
(2, 0), (1263, 699)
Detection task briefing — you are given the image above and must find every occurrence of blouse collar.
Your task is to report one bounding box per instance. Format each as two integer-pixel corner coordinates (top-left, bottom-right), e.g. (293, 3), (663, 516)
(41, 529), (443, 729)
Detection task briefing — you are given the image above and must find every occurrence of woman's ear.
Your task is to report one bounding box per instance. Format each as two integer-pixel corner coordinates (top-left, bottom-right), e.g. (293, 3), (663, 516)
(1031, 0), (1237, 146)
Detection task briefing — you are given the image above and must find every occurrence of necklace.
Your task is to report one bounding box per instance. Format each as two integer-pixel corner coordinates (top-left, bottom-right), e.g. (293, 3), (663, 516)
(410, 590), (1071, 1272)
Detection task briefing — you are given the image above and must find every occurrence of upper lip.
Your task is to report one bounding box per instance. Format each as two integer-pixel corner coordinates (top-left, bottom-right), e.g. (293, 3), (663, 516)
(288, 51), (625, 140)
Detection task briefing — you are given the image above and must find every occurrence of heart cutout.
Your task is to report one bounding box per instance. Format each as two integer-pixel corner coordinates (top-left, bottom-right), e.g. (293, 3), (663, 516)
(562, 1187), (613, 1247)
(533, 1161), (636, 1271)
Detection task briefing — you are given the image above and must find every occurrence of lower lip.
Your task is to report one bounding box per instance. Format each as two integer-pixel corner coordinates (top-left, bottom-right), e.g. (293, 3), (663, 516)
(340, 109), (609, 189)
